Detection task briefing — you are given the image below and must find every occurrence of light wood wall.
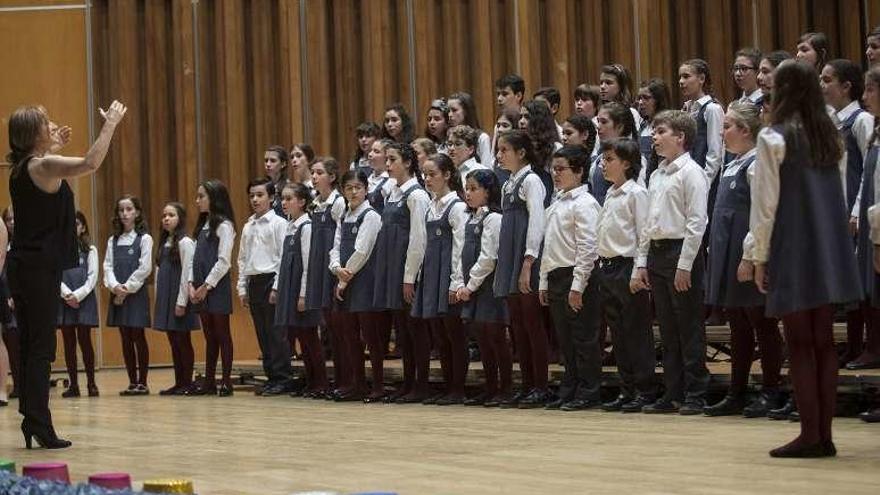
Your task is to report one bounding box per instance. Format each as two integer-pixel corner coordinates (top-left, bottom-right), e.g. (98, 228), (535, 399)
(3, 0), (880, 367)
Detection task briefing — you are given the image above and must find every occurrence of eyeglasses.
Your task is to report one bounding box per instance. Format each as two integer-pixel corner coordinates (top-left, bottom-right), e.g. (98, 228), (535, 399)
(551, 165), (572, 174)
(446, 140), (466, 148)
(732, 65), (756, 73)
(343, 184), (365, 193)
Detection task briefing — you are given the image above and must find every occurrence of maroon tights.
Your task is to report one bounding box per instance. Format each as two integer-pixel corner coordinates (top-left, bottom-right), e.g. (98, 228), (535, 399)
(725, 307), (783, 394)
(200, 312), (233, 387)
(289, 326), (328, 391)
(429, 314), (469, 396)
(60, 326), (96, 387)
(119, 327), (149, 385)
(165, 331), (194, 388)
(506, 293), (548, 391)
(472, 322), (512, 396)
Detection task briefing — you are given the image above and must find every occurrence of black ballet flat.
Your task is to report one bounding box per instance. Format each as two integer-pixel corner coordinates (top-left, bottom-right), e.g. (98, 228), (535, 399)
(769, 441), (827, 458)
(87, 384), (100, 397)
(0, 399), (7, 407)
(61, 386), (81, 398)
(218, 384), (234, 397)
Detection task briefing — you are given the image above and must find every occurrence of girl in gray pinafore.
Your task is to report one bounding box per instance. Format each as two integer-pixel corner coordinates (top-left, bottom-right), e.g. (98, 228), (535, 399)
(456, 169), (511, 406)
(330, 170), (384, 402)
(412, 154), (469, 404)
(57, 211), (100, 398)
(750, 61), (860, 458)
(103, 196), (153, 396)
(274, 183), (327, 396)
(153, 202), (200, 396)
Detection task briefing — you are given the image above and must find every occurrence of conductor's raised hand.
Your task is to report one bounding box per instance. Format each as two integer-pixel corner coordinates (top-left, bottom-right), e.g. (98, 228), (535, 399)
(99, 100), (127, 126)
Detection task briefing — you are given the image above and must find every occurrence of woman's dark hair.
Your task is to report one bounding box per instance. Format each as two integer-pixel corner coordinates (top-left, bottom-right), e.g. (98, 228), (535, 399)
(523, 100), (560, 169)
(464, 168), (502, 213)
(281, 182), (314, 215)
(425, 153), (463, 197)
(247, 176), (275, 198)
(193, 179), (236, 239)
(449, 92), (482, 130)
(424, 98), (450, 145)
(383, 103), (415, 143)
(681, 58), (714, 95)
(600, 64), (635, 104)
(771, 60), (842, 167)
(799, 32), (830, 70)
(825, 59), (864, 103)
(291, 143), (316, 165)
(600, 101), (638, 140)
(384, 141), (422, 184)
(497, 129), (539, 167)
(111, 195), (148, 238)
(353, 121), (382, 163)
(763, 50), (793, 69)
(74, 210), (92, 254)
(156, 202), (187, 266)
(6, 105), (48, 172)
(563, 114), (598, 154)
(449, 125), (480, 152)
(639, 78), (672, 120)
(492, 107), (523, 153)
(573, 84), (601, 108)
(599, 138), (642, 180)
(265, 144), (290, 175)
(552, 145), (590, 175)
(341, 169), (370, 190)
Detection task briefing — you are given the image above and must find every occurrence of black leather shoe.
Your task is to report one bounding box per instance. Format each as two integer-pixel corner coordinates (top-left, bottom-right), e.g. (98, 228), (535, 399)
(62, 385), (81, 398)
(261, 383), (287, 396)
(822, 440), (837, 457)
(601, 395), (631, 412)
(484, 393), (509, 408)
(642, 398), (680, 414)
(544, 398), (566, 410)
(421, 392), (445, 405)
(561, 399), (600, 411)
(363, 391), (387, 404)
(218, 384), (234, 397)
(680, 399), (707, 416)
(845, 356), (880, 370)
(435, 394), (465, 406)
(499, 390), (528, 409)
(395, 392), (430, 404)
(335, 390), (365, 402)
(768, 397), (796, 420)
(743, 390), (782, 418)
(859, 408), (880, 423)
(184, 383), (217, 396)
(621, 395), (655, 413)
(464, 392), (490, 406)
(22, 424), (72, 450)
(517, 390), (551, 409)
(158, 385), (180, 396)
(703, 395), (745, 417)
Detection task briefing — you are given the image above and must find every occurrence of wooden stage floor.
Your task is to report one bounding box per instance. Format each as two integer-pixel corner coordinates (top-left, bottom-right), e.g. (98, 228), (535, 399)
(1, 368), (879, 495)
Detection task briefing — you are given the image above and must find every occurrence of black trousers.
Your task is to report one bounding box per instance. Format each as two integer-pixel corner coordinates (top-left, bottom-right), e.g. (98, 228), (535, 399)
(546, 266), (601, 402)
(8, 261), (61, 433)
(247, 273), (291, 383)
(597, 257), (657, 398)
(647, 240), (709, 402)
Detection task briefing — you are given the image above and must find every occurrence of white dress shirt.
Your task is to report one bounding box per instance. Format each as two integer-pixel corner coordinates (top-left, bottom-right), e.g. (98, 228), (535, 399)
(272, 214), (312, 298)
(867, 147), (880, 243)
(598, 179), (648, 277)
(60, 246), (99, 302)
(504, 165), (547, 259)
(750, 127), (848, 263)
(312, 189), (346, 223)
(153, 237), (195, 308)
(638, 152), (709, 271)
(686, 95), (725, 181)
(237, 209), (287, 296)
(458, 157), (489, 188)
(428, 191), (469, 291)
(539, 185), (601, 292)
(103, 231), (154, 293)
(368, 171), (396, 198)
(837, 101), (875, 217)
(387, 177), (431, 284)
(187, 220), (235, 289)
(329, 200), (382, 276)
(477, 131), (494, 169)
(453, 208), (502, 293)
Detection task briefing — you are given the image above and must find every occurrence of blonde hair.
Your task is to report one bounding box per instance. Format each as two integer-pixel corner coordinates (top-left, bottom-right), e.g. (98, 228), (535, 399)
(726, 101), (762, 141)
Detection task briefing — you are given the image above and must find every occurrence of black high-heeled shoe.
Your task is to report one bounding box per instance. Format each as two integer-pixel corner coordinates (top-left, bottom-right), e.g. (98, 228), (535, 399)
(22, 425), (72, 450)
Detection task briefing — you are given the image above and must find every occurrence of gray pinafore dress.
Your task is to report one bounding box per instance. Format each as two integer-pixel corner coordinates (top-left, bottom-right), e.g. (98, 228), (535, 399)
(411, 199), (460, 319)
(494, 171), (542, 297)
(305, 196), (340, 311)
(153, 241), (200, 331)
(460, 213), (508, 324)
(275, 221), (322, 327)
(373, 185), (420, 310)
(192, 223), (233, 315)
(339, 207), (379, 313)
(57, 248), (99, 327)
(106, 233), (152, 328)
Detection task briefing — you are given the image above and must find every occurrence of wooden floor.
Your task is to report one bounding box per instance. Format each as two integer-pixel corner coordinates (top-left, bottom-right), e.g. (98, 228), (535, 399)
(2, 369), (880, 495)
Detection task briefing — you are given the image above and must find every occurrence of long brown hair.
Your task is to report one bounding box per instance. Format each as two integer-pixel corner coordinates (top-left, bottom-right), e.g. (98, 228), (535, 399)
(6, 106), (48, 173)
(771, 61), (842, 167)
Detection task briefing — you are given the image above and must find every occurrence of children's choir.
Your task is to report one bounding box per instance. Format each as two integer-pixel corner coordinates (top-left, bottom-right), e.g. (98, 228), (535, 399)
(17, 34), (880, 457)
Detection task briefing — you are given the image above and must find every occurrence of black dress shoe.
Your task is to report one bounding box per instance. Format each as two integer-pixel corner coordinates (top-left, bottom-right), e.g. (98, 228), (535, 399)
(435, 394), (465, 406)
(561, 399), (600, 411)
(422, 392), (446, 405)
(845, 356), (880, 370)
(335, 390), (365, 402)
(498, 390), (527, 409)
(158, 385), (180, 396)
(218, 384), (234, 397)
(768, 397), (797, 420)
(484, 393), (509, 408)
(518, 390), (551, 409)
(544, 398), (566, 410)
(0, 399), (7, 407)
(703, 395), (745, 417)
(859, 408), (880, 423)
(621, 395), (655, 413)
(464, 392), (490, 406)
(395, 392), (430, 404)
(22, 425), (72, 450)
(184, 383), (217, 396)
(601, 395), (631, 412)
(62, 385), (81, 398)
(119, 384), (138, 396)
(743, 390), (782, 418)
(642, 398), (680, 414)
(822, 440), (837, 457)
(261, 383), (287, 396)
(363, 391), (387, 403)
(680, 399), (707, 416)
(769, 441), (827, 458)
